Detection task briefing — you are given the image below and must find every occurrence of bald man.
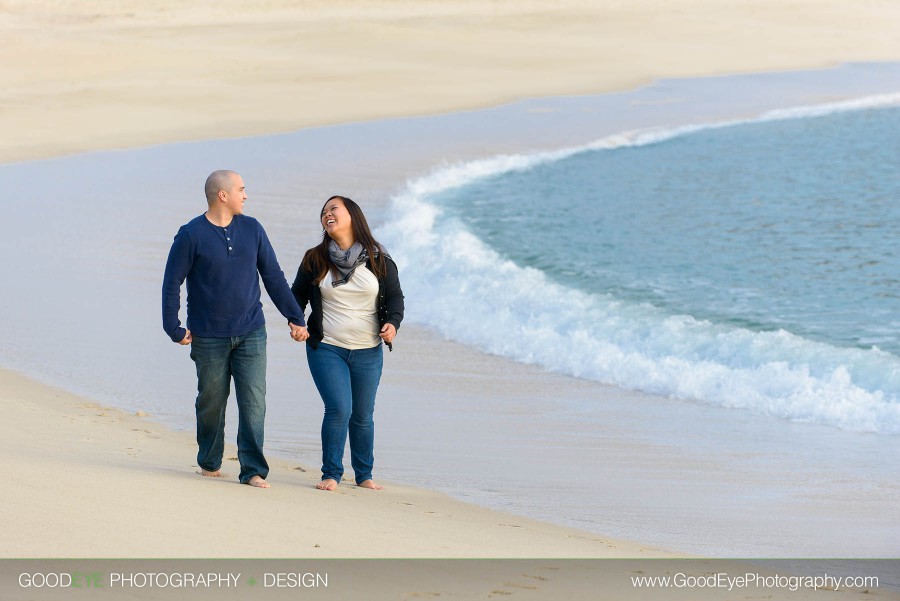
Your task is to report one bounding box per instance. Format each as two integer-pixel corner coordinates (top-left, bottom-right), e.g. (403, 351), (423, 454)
(162, 170), (308, 488)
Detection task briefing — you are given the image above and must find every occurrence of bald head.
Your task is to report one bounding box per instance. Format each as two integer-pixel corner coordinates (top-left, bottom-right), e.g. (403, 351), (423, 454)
(205, 170), (238, 205)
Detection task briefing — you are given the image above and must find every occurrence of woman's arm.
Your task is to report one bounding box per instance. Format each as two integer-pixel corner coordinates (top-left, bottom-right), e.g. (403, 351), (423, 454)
(382, 257), (405, 330)
(291, 265), (313, 312)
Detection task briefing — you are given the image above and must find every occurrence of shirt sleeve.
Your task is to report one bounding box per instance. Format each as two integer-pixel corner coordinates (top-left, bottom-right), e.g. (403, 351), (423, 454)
(161, 228), (192, 342)
(256, 224), (306, 327)
(291, 263), (313, 312)
(383, 256), (405, 330)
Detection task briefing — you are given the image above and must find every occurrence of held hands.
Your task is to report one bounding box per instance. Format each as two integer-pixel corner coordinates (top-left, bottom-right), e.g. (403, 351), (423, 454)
(179, 329), (193, 345)
(379, 323), (396, 345)
(290, 323), (309, 342)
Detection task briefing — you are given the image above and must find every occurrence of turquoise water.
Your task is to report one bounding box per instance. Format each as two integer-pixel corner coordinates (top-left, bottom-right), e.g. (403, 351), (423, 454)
(442, 107), (900, 353)
(381, 101), (900, 433)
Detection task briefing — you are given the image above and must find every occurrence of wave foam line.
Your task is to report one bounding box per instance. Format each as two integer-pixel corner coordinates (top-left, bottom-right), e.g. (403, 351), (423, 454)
(377, 94), (900, 434)
(395, 91), (900, 201)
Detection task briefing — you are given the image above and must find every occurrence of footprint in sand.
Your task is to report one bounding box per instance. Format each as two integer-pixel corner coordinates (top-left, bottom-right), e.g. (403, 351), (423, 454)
(503, 582), (538, 590)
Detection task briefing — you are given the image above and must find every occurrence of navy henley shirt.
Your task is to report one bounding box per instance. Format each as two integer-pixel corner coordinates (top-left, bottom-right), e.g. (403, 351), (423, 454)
(162, 214), (305, 342)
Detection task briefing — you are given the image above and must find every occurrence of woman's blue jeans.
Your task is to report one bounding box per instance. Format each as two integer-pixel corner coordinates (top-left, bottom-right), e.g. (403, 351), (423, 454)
(190, 326), (268, 484)
(306, 342), (383, 485)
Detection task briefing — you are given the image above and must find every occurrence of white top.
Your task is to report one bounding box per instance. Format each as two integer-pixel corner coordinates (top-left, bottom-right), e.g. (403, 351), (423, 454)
(319, 264), (381, 350)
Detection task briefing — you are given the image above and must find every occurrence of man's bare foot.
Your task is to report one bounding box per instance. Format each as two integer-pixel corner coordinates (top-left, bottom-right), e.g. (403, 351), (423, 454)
(198, 469), (225, 478)
(315, 479), (338, 491)
(247, 475), (271, 488)
(357, 480), (384, 490)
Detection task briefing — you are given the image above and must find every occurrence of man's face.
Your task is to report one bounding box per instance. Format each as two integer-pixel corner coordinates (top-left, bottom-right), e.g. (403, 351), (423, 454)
(222, 174), (247, 215)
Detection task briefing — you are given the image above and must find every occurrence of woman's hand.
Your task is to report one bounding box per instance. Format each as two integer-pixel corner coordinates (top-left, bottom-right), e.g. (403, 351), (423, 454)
(290, 323), (309, 342)
(379, 323), (396, 345)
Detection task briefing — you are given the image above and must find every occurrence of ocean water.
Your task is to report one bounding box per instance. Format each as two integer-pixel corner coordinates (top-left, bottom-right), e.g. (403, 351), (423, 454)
(379, 97), (900, 435)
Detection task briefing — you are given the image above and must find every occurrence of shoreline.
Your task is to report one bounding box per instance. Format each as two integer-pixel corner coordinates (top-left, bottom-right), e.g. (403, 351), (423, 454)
(3, 0), (900, 568)
(2, 63), (899, 559)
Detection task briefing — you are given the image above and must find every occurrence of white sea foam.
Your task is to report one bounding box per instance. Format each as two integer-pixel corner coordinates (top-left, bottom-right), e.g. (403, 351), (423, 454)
(377, 94), (900, 434)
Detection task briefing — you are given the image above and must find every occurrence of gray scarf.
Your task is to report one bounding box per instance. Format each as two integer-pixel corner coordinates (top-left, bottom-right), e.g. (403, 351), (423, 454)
(328, 240), (367, 287)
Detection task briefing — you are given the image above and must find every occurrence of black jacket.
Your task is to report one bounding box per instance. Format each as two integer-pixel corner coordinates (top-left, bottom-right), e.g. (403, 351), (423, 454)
(291, 256), (404, 350)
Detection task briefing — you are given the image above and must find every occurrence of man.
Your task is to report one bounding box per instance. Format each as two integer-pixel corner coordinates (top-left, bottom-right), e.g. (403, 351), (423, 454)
(162, 170), (309, 488)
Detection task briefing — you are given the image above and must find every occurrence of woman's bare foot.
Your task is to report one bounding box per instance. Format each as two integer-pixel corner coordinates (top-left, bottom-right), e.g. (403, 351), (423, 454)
(315, 479), (338, 491)
(357, 480), (384, 490)
(199, 469), (225, 478)
(247, 475), (271, 488)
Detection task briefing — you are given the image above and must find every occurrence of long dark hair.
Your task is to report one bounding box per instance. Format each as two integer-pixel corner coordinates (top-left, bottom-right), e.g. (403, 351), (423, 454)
(301, 196), (386, 284)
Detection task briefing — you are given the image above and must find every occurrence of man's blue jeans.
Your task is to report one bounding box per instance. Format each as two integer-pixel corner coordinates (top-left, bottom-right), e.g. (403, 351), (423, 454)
(306, 342), (383, 485)
(190, 327), (268, 484)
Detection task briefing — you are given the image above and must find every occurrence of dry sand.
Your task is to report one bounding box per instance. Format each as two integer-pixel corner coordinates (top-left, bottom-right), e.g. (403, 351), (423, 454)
(6, 367), (898, 601)
(2, 0), (900, 163)
(0, 368), (663, 558)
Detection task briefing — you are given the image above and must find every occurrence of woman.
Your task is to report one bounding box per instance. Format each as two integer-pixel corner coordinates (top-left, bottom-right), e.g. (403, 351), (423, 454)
(291, 196), (404, 491)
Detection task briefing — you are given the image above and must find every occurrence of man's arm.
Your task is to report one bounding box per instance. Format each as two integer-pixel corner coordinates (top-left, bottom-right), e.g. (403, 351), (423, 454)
(161, 228), (193, 343)
(256, 225), (306, 327)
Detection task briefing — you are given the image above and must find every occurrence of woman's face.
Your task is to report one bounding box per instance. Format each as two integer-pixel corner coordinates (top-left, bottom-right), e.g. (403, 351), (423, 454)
(321, 197), (352, 240)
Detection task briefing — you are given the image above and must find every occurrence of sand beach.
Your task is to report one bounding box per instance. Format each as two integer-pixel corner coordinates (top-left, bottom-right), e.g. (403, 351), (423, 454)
(2, 1), (900, 599)
(3, 0), (900, 163)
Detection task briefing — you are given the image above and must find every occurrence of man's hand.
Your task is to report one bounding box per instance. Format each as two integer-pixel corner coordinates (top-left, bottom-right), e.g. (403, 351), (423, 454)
(290, 323), (309, 342)
(179, 329), (193, 345)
